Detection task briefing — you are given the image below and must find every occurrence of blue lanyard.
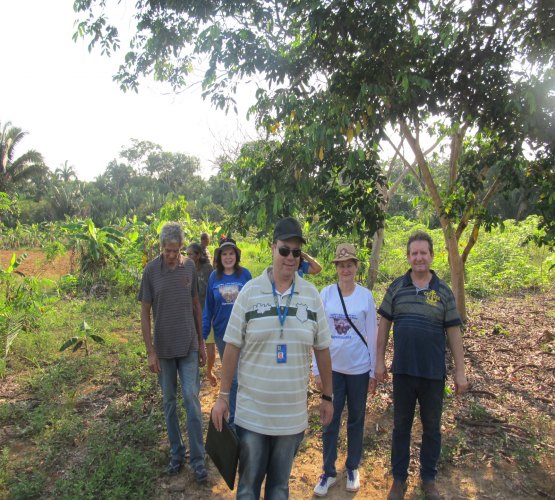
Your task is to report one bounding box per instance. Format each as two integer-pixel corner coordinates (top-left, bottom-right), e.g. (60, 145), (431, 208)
(272, 279), (296, 338)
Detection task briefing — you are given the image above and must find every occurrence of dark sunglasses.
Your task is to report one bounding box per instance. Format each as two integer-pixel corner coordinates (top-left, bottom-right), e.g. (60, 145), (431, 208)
(278, 246), (302, 258)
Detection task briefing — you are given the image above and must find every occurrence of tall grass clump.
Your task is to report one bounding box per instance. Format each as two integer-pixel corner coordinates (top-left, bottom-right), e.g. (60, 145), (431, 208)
(464, 216), (554, 297)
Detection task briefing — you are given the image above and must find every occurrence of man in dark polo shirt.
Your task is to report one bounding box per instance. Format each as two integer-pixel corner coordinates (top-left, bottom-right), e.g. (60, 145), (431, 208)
(138, 222), (208, 481)
(375, 230), (468, 500)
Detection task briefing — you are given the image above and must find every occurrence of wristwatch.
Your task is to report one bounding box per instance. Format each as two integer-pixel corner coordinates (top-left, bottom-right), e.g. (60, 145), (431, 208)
(321, 393), (333, 402)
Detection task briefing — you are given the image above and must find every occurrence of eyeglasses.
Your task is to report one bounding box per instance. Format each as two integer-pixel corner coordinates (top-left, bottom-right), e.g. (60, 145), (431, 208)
(278, 246), (302, 258)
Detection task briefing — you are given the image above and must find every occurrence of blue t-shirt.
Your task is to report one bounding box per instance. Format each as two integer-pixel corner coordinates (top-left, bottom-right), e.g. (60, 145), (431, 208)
(378, 270), (462, 380)
(202, 267), (252, 339)
(297, 260), (310, 277)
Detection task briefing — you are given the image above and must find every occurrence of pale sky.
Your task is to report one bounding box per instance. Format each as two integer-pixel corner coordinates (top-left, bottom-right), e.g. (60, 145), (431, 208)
(0, 1), (258, 181)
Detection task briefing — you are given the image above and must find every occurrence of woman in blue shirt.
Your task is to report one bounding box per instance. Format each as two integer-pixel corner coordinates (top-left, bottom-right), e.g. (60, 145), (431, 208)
(202, 237), (251, 425)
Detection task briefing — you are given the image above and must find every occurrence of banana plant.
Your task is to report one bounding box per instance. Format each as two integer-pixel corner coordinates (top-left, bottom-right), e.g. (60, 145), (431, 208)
(0, 252), (27, 302)
(62, 219), (126, 276)
(59, 320), (104, 356)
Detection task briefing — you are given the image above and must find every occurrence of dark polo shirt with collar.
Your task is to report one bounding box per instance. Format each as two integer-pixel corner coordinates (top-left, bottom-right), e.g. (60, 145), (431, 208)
(138, 254), (199, 359)
(378, 270), (462, 380)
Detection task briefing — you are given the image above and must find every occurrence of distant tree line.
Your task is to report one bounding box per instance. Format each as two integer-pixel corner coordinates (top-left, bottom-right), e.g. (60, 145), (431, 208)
(1, 120), (542, 232)
(0, 128), (237, 227)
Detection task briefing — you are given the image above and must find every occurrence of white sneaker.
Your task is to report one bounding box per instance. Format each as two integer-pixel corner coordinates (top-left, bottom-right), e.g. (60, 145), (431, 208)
(346, 469), (360, 492)
(314, 474), (337, 496)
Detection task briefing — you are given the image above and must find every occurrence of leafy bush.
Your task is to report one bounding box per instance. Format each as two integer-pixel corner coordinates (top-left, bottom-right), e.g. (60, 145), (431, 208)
(43, 240), (66, 261)
(0, 253), (53, 376)
(464, 217), (554, 297)
(372, 215), (553, 297)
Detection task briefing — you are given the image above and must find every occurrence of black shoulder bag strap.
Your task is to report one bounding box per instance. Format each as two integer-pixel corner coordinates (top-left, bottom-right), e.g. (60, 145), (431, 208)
(336, 284), (367, 348)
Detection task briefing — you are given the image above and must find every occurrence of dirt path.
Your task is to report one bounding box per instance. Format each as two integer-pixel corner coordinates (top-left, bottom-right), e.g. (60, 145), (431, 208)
(157, 290), (555, 499)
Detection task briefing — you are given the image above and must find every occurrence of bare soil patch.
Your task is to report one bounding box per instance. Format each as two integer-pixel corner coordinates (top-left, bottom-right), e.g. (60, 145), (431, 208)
(0, 249), (72, 279)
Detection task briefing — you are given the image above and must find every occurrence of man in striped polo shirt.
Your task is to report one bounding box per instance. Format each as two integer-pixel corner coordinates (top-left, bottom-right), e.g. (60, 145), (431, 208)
(375, 231), (468, 500)
(212, 217), (334, 499)
(138, 222), (208, 481)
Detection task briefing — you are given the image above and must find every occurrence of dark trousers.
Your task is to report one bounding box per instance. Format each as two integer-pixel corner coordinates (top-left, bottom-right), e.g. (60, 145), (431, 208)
(235, 426), (304, 500)
(322, 371), (369, 476)
(391, 374), (444, 482)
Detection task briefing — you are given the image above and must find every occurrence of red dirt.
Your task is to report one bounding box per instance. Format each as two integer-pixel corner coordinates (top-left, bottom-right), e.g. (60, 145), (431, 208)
(0, 249), (72, 279)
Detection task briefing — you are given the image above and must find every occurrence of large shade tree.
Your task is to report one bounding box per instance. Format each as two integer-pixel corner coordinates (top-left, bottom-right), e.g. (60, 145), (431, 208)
(74, 0), (555, 320)
(0, 121), (47, 193)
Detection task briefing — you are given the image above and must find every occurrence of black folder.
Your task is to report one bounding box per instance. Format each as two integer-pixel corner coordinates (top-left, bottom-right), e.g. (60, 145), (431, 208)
(205, 416), (240, 490)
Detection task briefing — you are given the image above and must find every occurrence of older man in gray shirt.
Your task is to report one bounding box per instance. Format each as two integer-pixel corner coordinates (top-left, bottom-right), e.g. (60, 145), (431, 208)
(138, 221), (208, 481)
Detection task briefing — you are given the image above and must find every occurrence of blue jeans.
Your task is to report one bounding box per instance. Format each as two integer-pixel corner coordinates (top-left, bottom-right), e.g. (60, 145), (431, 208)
(158, 354), (205, 469)
(391, 374), (444, 482)
(322, 371), (369, 476)
(215, 335), (238, 426)
(236, 426), (304, 500)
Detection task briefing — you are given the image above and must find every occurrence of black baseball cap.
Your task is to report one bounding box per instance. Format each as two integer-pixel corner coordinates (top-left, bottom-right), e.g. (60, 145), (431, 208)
(273, 217), (306, 244)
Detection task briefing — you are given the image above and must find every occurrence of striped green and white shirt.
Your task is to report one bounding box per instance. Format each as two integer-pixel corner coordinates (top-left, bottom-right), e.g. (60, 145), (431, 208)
(224, 267), (331, 435)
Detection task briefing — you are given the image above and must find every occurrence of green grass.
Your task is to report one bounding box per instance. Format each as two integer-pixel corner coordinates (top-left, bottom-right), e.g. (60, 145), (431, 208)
(1, 292), (165, 498)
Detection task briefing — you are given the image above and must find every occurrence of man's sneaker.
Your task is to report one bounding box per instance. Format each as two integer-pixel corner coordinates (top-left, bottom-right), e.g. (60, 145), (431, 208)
(387, 479), (408, 500)
(346, 468), (360, 492)
(422, 480), (442, 500)
(166, 458), (183, 475)
(313, 474), (337, 496)
(194, 465), (208, 483)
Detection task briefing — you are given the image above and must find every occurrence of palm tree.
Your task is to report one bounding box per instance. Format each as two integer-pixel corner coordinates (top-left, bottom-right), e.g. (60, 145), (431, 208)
(0, 121), (47, 193)
(50, 180), (84, 219)
(55, 160), (78, 182)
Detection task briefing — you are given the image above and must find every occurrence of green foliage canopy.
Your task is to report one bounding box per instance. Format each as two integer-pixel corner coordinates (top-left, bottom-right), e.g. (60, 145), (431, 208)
(74, 0), (554, 245)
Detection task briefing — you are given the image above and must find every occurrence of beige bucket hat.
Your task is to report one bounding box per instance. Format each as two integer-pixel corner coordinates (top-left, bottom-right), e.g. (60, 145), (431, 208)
(332, 243), (359, 263)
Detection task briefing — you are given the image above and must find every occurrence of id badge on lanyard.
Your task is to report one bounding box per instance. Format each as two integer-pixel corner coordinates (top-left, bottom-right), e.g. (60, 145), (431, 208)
(276, 344), (287, 363)
(272, 279), (295, 362)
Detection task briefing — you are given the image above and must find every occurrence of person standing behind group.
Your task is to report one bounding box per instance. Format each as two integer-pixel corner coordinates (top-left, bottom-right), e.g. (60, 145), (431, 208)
(376, 230), (468, 500)
(202, 237), (252, 426)
(313, 243), (378, 496)
(186, 243), (217, 386)
(200, 232), (212, 263)
(138, 222), (208, 481)
(298, 250), (322, 277)
(211, 216), (333, 500)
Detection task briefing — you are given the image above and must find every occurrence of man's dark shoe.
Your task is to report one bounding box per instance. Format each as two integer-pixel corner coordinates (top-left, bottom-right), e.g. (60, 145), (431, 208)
(166, 459), (183, 475)
(422, 480), (442, 500)
(194, 465), (208, 483)
(387, 479), (407, 500)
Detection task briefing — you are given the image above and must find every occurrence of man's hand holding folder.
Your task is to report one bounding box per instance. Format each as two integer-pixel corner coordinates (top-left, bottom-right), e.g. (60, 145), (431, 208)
(212, 393), (230, 432)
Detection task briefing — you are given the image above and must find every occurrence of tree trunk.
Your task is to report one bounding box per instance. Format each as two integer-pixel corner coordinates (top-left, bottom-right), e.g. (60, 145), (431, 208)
(399, 120), (468, 321)
(367, 227), (384, 290)
(515, 190), (528, 221)
(444, 229), (467, 322)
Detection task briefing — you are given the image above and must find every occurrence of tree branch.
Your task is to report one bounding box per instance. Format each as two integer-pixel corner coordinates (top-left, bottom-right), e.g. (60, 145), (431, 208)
(448, 123), (469, 193)
(385, 133), (425, 190)
(456, 174), (504, 240)
(461, 222), (480, 264)
(399, 119), (447, 227)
